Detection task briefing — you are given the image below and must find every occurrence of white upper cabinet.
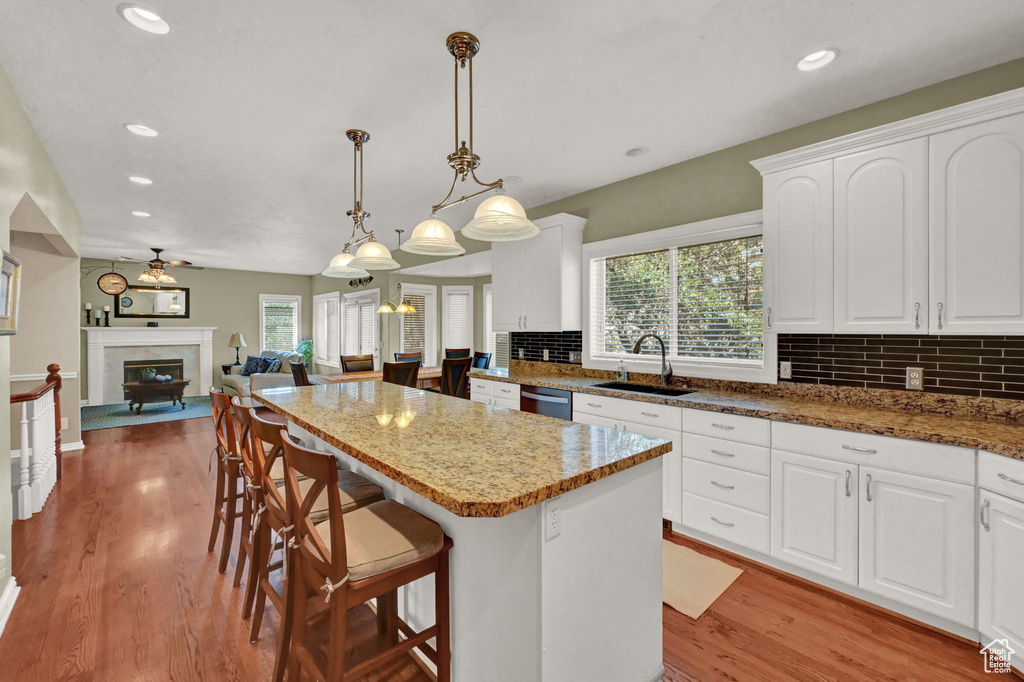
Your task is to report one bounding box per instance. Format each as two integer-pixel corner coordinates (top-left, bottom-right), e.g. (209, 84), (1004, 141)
(491, 213), (586, 332)
(929, 112), (1024, 334)
(834, 139), (929, 333)
(762, 160), (834, 333)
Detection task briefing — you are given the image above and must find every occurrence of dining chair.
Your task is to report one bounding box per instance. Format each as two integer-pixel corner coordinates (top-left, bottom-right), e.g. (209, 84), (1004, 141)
(472, 352), (492, 369)
(382, 360), (420, 388)
(439, 357), (472, 399)
(280, 434), (453, 682)
(394, 351), (423, 363)
(289, 361), (316, 387)
(208, 389), (244, 574)
(246, 409), (384, 680)
(341, 354), (374, 373)
(444, 348), (471, 359)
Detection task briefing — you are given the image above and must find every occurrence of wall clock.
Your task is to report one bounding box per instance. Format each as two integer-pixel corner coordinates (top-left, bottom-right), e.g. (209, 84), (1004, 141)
(120, 296), (133, 308)
(98, 272), (129, 295)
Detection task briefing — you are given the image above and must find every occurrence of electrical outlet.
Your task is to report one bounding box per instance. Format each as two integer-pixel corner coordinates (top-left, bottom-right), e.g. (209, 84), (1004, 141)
(779, 361), (792, 379)
(543, 349), (549, 361)
(568, 351), (582, 364)
(518, 348), (524, 360)
(906, 367), (924, 391)
(544, 504), (561, 541)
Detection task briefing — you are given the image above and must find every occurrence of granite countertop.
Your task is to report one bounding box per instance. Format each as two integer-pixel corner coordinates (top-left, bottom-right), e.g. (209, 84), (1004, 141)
(252, 382), (672, 518)
(470, 368), (1024, 460)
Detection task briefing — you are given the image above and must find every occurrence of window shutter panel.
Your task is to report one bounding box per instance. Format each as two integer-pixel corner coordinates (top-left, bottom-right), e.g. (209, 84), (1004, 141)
(344, 301), (359, 355)
(326, 297), (340, 362)
(359, 301), (375, 355)
(445, 291), (471, 349)
(313, 298), (327, 363)
(262, 299), (298, 352)
(401, 293), (427, 357)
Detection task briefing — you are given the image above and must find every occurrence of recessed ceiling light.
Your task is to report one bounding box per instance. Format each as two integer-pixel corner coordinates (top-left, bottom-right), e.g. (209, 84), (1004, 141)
(117, 4), (170, 34)
(124, 123), (158, 137)
(798, 48), (838, 71)
(132, 211), (151, 217)
(128, 176), (153, 185)
(626, 146), (649, 157)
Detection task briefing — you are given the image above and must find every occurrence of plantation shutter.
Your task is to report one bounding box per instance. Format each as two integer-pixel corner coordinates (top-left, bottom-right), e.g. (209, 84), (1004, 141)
(344, 300), (359, 355)
(313, 298), (328, 363)
(359, 300), (376, 355)
(484, 287), (495, 356)
(313, 293), (341, 366)
(262, 298), (298, 352)
(326, 296), (340, 363)
(444, 289), (471, 350)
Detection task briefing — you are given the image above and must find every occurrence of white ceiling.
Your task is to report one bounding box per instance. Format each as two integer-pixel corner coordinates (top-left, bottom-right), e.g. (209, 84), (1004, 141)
(1, 1), (1023, 275)
(402, 250), (492, 278)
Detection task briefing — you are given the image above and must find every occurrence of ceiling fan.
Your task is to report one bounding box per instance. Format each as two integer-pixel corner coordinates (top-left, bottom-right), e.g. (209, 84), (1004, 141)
(120, 248), (202, 284)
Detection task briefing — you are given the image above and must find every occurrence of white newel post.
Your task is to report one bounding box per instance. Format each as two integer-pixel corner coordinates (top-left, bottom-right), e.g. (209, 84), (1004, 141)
(16, 402), (32, 521)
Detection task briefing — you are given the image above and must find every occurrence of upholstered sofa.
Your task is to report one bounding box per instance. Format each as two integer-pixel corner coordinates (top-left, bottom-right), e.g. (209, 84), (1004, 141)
(221, 349), (304, 405)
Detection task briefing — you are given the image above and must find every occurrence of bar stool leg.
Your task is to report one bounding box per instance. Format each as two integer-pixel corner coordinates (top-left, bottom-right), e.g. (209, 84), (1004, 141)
(250, 520), (272, 641)
(233, 490), (252, 587)
(284, 548), (305, 682)
(218, 476), (238, 574)
(435, 548), (451, 682)
(207, 464), (225, 553)
(242, 511), (262, 619)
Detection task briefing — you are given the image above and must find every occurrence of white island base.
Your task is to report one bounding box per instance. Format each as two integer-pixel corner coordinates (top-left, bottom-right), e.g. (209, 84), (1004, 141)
(296, 425), (665, 682)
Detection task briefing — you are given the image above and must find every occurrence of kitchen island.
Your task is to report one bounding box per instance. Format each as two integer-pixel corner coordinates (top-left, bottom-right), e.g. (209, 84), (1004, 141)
(253, 381), (672, 682)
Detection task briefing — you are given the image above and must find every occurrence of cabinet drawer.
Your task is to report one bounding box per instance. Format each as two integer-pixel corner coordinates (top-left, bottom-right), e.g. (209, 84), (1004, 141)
(980, 451), (1024, 504)
(469, 378), (493, 397)
(573, 393), (682, 430)
(682, 492), (770, 554)
(492, 383), (520, 401)
(772, 422), (975, 485)
(683, 408), (770, 446)
(470, 393), (490, 405)
(683, 458), (770, 514)
(491, 397), (520, 411)
(682, 433), (770, 475)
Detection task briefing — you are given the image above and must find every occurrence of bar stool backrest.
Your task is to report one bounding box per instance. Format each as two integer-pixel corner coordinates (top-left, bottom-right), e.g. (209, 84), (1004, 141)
(249, 410), (291, 527)
(394, 351), (423, 363)
(230, 397), (257, 486)
(382, 360), (420, 387)
(471, 352), (492, 369)
(341, 354), (374, 373)
(290, 361), (313, 387)
(210, 389), (238, 461)
(440, 357), (472, 398)
(444, 348), (470, 359)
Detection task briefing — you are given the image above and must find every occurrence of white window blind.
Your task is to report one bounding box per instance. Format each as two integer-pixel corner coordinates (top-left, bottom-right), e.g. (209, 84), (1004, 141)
(313, 292), (340, 367)
(442, 286), (473, 353)
(259, 294), (301, 352)
(483, 284), (509, 368)
(399, 284), (437, 365)
(342, 291), (379, 363)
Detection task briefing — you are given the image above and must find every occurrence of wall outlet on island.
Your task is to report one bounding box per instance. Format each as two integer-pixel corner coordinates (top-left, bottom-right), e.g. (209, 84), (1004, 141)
(779, 361), (792, 379)
(544, 503), (561, 541)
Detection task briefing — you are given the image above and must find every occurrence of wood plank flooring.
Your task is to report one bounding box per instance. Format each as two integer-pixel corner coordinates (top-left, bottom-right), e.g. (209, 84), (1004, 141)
(0, 416), (1010, 681)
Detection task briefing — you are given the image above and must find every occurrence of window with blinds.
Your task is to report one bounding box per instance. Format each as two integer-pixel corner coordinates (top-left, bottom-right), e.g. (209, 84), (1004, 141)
(442, 286), (473, 353)
(259, 294), (301, 352)
(400, 284), (436, 365)
(313, 292), (340, 367)
(483, 284), (509, 368)
(590, 234), (763, 365)
(342, 291), (379, 361)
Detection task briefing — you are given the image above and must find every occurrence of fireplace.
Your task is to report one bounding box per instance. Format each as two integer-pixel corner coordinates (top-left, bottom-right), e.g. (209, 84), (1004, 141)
(123, 358), (184, 400)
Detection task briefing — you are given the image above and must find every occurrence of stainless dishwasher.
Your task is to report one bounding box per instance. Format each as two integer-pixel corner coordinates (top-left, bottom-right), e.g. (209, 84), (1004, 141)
(519, 385), (572, 420)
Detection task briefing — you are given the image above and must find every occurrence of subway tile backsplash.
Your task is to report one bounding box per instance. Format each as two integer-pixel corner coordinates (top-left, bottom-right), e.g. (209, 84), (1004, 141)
(779, 334), (1024, 400)
(510, 331), (583, 364)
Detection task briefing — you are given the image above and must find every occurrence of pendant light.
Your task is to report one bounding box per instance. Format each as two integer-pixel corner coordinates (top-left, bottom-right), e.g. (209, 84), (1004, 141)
(412, 32), (538, 245)
(378, 282), (418, 315)
(323, 130), (399, 275)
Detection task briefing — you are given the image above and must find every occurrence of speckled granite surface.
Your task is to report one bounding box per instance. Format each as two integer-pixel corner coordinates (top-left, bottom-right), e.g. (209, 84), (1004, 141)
(470, 365), (1024, 460)
(252, 381), (672, 518)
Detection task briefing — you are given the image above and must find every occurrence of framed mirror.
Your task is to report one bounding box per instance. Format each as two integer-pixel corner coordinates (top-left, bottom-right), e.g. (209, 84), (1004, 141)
(114, 285), (190, 319)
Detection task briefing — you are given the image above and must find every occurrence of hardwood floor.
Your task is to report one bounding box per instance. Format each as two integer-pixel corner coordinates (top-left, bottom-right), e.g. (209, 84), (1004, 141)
(0, 416), (1011, 681)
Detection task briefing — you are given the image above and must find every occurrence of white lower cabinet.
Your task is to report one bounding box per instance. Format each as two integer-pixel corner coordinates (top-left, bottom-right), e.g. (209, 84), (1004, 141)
(978, 491), (1024, 656)
(858, 466), (976, 626)
(682, 492), (770, 554)
(470, 379), (519, 409)
(771, 450), (859, 586)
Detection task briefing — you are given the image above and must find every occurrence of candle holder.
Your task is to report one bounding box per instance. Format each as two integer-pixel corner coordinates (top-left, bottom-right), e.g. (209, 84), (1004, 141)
(84, 309), (91, 325)
(103, 310), (111, 327)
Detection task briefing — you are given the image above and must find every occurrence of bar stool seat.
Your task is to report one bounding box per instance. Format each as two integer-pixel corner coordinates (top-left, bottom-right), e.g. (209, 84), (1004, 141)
(312, 499), (444, 581)
(254, 406), (288, 424)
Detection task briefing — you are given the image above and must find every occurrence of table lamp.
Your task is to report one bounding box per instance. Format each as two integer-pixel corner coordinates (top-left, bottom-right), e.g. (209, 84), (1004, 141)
(228, 332), (246, 365)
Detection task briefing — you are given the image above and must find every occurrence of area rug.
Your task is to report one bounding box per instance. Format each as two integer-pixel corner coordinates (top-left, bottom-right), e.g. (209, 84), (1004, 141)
(663, 539), (743, 619)
(81, 395), (212, 431)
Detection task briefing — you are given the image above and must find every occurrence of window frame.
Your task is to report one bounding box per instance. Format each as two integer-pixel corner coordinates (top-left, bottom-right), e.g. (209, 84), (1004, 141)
(313, 291), (341, 368)
(341, 290), (380, 366)
(399, 283), (437, 366)
(442, 285), (474, 355)
(258, 293), (302, 353)
(582, 210), (776, 383)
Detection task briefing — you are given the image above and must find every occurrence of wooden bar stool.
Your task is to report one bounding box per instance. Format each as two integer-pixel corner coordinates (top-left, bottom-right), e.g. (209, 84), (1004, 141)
(394, 351), (423, 362)
(208, 389), (244, 574)
(444, 347), (470, 359)
(439, 357), (472, 399)
(281, 434), (453, 682)
(382, 360), (420, 388)
(230, 397), (259, 594)
(341, 354), (374, 373)
(245, 410), (385, 680)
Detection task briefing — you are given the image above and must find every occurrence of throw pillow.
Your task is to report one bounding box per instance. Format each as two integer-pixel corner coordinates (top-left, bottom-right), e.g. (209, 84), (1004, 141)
(240, 355), (265, 376)
(266, 357), (282, 373)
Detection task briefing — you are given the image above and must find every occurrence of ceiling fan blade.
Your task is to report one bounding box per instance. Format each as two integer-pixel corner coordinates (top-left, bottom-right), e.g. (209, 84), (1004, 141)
(164, 260), (192, 267)
(119, 256), (150, 263)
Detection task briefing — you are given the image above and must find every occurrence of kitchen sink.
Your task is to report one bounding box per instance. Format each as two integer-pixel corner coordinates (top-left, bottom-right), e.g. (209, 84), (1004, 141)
(591, 382), (693, 397)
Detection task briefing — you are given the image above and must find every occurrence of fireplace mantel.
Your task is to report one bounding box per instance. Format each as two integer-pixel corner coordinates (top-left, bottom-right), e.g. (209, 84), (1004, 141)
(82, 327), (217, 405)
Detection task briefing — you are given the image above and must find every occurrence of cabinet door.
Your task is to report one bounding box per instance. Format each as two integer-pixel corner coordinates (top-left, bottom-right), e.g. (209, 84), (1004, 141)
(859, 467), (975, 625)
(621, 419), (682, 525)
(520, 226), (563, 331)
(771, 451), (859, 585)
(491, 241), (523, 331)
(834, 139), (929, 333)
(930, 112), (1024, 333)
(762, 160), (834, 332)
(572, 412), (619, 429)
(979, 492), (1024, 656)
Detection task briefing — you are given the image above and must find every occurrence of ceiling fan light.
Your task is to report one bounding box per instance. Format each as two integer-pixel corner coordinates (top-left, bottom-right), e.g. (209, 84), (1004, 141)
(350, 240), (400, 271)
(460, 193), (539, 242)
(157, 272), (176, 284)
(321, 250), (370, 278)
(401, 216), (465, 256)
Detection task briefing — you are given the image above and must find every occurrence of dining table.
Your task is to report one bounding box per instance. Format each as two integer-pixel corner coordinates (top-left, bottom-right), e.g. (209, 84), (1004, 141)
(315, 366), (443, 390)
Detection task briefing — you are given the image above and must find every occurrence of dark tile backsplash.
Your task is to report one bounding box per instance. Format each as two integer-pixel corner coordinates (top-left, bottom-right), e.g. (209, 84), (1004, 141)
(779, 334), (1024, 400)
(510, 331), (582, 364)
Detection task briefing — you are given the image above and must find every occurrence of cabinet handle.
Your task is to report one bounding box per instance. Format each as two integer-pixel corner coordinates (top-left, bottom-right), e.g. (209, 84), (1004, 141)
(586, 402), (603, 409)
(711, 423), (735, 431)
(766, 307), (772, 329)
(641, 411), (660, 418)
(997, 472), (1024, 487)
(523, 315), (527, 329)
(710, 516), (735, 528)
(914, 302), (921, 330)
(842, 444), (877, 454)
(710, 480), (735, 490)
(518, 315), (522, 330)
(937, 302), (943, 330)
(710, 449), (735, 458)
(980, 498), (991, 532)
(865, 473), (872, 502)
(845, 470), (851, 497)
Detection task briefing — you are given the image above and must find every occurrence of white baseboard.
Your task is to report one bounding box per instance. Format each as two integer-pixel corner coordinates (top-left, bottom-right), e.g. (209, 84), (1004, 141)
(63, 441), (85, 452)
(0, 576), (21, 639)
(80, 399), (88, 407)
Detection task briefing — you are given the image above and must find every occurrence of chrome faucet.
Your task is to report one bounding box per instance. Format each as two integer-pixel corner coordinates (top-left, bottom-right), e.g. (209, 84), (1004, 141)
(632, 333), (673, 386)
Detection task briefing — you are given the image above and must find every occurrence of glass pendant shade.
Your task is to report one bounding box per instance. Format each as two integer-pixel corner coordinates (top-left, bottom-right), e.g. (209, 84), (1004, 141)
(322, 251), (369, 278)
(460, 193), (539, 242)
(349, 240), (400, 270)
(395, 300), (417, 314)
(168, 296), (182, 310)
(378, 301), (396, 313)
(138, 270), (157, 283)
(401, 215), (465, 255)
(157, 272), (176, 284)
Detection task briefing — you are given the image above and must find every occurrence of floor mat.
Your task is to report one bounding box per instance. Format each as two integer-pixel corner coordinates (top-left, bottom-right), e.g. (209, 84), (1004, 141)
(663, 539), (743, 619)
